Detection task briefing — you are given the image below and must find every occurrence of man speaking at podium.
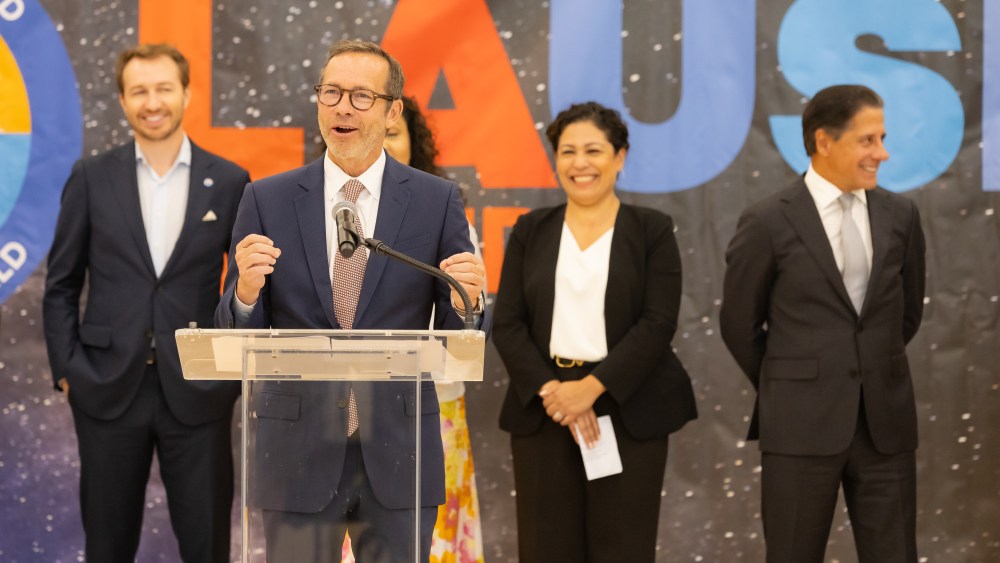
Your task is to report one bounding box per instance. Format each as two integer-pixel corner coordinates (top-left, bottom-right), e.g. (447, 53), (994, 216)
(215, 40), (489, 562)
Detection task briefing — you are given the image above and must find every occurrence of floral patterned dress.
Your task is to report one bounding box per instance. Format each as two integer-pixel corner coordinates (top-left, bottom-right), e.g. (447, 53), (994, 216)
(341, 394), (485, 563)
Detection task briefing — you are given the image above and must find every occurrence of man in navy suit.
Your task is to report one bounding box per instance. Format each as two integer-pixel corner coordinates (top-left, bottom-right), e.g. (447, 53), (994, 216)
(43, 44), (249, 562)
(215, 39), (489, 562)
(721, 85), (925, 563)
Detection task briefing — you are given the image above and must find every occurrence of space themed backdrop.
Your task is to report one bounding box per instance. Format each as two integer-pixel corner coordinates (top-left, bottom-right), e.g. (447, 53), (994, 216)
(1, 0), (998, 560)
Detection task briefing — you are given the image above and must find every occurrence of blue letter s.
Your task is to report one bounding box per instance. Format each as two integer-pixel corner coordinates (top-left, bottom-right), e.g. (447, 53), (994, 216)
(770, 0), (963, 192)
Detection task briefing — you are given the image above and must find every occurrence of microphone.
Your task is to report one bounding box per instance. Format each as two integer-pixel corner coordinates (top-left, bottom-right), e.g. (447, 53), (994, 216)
(363, 237), (478, 331)
(333, 200), (361, 258)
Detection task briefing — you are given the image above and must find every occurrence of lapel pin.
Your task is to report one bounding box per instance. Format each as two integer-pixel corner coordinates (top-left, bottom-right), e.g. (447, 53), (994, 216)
(203, 177), (215, 187)
(201, 210), (218, 222)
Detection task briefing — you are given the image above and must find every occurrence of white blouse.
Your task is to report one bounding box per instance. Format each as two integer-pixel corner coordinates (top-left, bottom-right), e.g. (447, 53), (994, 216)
(548, 223), (613, 362)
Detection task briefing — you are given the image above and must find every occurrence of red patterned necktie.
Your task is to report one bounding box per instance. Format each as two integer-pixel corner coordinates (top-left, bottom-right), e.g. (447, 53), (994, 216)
(333, 179), (367, 436)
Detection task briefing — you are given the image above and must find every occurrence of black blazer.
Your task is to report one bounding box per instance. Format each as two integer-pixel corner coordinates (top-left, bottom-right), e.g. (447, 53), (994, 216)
(720, 179), (925, 456)
(495, 203), (697, 440)
(43, 140), (249, 426)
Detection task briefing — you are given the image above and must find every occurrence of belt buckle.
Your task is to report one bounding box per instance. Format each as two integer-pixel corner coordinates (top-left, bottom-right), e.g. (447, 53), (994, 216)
(554, 355), (583, 368)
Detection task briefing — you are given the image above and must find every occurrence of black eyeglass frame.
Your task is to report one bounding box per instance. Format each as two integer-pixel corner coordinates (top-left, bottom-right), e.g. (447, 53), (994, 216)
(313, 84), (397, 110)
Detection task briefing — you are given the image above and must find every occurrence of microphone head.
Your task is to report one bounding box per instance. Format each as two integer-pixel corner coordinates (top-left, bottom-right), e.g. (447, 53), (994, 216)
(333, 200), (361, 258)
(333, 199), (359, 220)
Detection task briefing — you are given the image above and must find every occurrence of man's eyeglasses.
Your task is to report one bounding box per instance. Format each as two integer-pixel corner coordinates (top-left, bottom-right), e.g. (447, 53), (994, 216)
(313, 84), (396, 110)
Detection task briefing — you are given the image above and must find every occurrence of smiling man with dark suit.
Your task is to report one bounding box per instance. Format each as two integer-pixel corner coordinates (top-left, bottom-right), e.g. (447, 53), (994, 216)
(43, 44), (249, 562)
(215, 39), (489, 562)
(721, 85), (926, 563)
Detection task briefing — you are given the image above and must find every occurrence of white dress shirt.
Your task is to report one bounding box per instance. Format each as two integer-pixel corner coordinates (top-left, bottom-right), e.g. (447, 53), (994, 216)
(135, 135), (191, 276)
(323, 150), (386, 275)
(549, 223), (613, 362)
(804, 165), (873, 273)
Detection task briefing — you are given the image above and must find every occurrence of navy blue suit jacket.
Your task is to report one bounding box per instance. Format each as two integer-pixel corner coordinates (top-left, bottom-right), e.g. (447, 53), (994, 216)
(215, 154), (491, 512)
(43, 141), (248, 426)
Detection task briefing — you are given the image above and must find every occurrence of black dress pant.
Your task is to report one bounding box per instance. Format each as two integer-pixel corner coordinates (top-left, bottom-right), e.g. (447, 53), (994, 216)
(70, 363), (234, 563)
(511, 394), (669, 563)
(262, 433), (437, 562)
(761, 406), (917, 563)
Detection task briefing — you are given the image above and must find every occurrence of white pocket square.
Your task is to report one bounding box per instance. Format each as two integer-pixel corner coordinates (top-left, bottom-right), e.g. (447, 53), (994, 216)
(201, 210), (218, 222)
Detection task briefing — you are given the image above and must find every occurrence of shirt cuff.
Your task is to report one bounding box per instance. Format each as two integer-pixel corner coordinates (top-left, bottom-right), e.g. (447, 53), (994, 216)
(233, 292), (255, 325)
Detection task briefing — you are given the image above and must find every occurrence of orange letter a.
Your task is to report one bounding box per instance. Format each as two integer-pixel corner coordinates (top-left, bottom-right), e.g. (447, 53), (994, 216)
(382, 0), (556, 189)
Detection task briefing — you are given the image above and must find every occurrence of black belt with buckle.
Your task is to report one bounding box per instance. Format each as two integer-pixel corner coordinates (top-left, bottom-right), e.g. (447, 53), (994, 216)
(553, 355), (596, 369)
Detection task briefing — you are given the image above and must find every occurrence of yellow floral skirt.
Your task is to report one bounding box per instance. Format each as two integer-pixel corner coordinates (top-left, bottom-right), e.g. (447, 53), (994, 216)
(341, 395), (484, 562)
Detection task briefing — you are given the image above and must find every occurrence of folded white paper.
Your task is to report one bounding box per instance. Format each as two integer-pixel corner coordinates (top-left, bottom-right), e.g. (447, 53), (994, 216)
(577, 415), (623, 480)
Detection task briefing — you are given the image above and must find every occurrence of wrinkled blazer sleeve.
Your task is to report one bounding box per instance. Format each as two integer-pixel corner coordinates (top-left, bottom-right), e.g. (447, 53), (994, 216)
(43, 159), (96, 390)
(901, 199), (925, 344)
(720, 207), (776, 389)
(493, 212), (555, 406)
(593, 211), (682, 405)
(215, 182), (268, 330)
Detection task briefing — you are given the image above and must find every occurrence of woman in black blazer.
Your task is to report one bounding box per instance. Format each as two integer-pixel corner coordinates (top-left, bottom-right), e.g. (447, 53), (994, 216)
(494, 102), (697, 563)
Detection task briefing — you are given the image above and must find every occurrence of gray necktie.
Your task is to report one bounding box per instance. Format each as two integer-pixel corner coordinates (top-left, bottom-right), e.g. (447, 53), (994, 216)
(839, 193), (869, 313)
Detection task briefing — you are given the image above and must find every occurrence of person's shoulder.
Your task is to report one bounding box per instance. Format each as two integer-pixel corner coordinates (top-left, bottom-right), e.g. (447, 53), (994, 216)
(618, 203), (678, 243)
(191, 142), (249, 179)
(516, 204), (565, 227)
(620, 202), (673, 226)
(869, 185), (916, 209)
(386, 157), (454, 193)
(251, 157), (321, 189)
(76, 142), (133, 170)
(740, 177), (805, 218)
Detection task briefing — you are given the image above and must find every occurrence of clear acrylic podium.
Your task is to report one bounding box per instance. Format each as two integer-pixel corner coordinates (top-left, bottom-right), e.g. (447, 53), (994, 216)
(175, 327), (486, 562)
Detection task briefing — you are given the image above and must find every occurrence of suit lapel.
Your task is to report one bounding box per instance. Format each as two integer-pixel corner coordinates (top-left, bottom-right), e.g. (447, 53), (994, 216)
(780, 181), (856, 313)
(535, 206), (565, 353)
(862, 188), (893, 318)
(355, 159), (411, 324)
(160, 142), (215, 278)
(108, 143), (156, 275)
(294, 159), (339, 328)
(605, 204), (632, 339)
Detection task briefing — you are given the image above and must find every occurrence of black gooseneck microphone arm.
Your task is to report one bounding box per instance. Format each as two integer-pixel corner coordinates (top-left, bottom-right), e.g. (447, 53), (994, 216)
(361, 237), (477, 330)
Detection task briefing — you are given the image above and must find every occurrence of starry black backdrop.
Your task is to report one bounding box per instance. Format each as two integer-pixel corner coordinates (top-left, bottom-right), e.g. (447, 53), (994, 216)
(1, 1), (998, 561)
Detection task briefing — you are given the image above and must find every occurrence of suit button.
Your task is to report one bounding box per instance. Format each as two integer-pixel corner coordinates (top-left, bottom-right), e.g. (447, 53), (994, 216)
(337, 399), (348, 409)
(849, 369), (859, 378)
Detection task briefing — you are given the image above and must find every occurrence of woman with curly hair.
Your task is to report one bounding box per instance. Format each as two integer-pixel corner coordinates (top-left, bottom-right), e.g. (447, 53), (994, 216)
(384, 96), (446, 179)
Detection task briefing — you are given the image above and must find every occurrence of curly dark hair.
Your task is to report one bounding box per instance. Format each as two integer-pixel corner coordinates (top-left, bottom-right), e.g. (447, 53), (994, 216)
(399, 96), (445, 178)
(545, 101), (630, 154)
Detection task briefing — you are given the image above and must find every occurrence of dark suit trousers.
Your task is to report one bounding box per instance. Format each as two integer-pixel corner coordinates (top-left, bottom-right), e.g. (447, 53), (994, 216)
(262, 433), (437, 562)
(761, 405), (917, 563)
(70, 363), (234, 563)
(511, 389), (669, 563)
